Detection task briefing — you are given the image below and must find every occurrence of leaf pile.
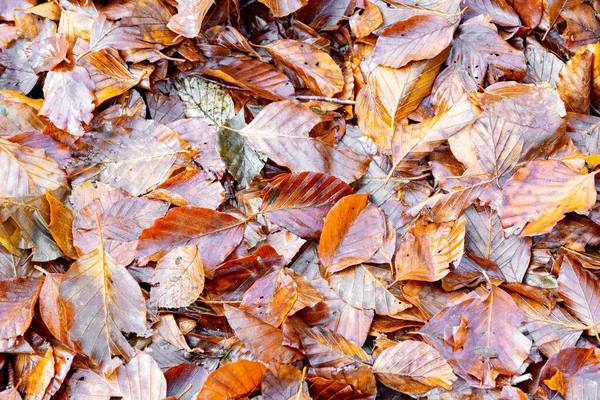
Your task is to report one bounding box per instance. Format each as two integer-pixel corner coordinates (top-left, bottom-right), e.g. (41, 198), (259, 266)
(2, 0), (600, 399)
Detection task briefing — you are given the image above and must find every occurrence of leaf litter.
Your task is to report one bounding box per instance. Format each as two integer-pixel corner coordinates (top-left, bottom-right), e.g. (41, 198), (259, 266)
(1, 0), (600, 398)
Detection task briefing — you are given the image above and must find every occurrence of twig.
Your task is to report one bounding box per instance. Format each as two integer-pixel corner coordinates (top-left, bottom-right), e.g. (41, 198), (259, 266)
(295, 95), (356, 105)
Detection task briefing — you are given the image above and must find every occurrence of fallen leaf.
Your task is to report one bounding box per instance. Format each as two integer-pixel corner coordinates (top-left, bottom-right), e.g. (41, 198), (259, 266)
(372, 14), (456, 68)
(373, 340), (457, 394)
(264, 39), (344, 97)
(500, 160), (597, 236)
(319, 194), (384, 274)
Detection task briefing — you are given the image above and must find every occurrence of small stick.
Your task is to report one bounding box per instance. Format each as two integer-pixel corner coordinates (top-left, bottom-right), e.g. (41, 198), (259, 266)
(295, 95), (356, 105)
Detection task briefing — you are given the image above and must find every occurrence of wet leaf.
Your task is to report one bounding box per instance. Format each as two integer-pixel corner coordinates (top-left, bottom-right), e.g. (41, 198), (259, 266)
(264, 40), (344, 97)
(500, 160), (597, 236)
(260, 172), (352, 238)
(373, 340), (457, 394)
(196, 360), (266, 400)
(372, 14), (456, 68)
(319, 194), (384, 274)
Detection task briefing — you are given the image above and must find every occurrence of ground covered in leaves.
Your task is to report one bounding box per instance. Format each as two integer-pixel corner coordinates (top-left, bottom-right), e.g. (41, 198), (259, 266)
(2, 0), (600, 398)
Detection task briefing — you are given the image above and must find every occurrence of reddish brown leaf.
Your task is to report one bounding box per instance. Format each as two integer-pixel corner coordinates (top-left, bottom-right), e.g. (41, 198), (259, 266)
(264, 40), (344, 97)
(500, 160), (597, 236)
(260, 172), (352, 238)
(196, 360), (267, 400)
(395, 217), (465, 282)
(136, 206), (245, 272)
(319, 194), (384, 274)
(203, 56), (294, 101)
(373, 340), (457, 394)
(239, 101), (369, 183)
(0, 278), (42, 351)
(224, 305), (301, 364)
(372, 14), (456, 68)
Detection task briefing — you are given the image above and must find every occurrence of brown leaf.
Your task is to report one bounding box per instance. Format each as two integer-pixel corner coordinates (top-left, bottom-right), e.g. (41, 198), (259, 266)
(59, 237), (146, 367)
(167, 0), (213, 38)
(78, 47), (144, 105)
(224, 305), (301, 364)
(24, 33), (68, 73)
(319, 194), (384, 274)
(562, 3), (600, 50)
(46, 191), (78, 259)
(463, 206), (531, 282)
(299, 278), (374, 346)
(511, 291), (582, 358)
(264, 39), (344, 97)
(463, 0), (521, 27)
(203, 56), (294, 101)
(523, 37), (564, 86)
(136, 206), (245, 272)
(73, 117), (188, 196)
(328, 264), (409, 316)
(299, 326), (372, 368)
(539, 347), (600, 398)
(259, 0), (308, 17)
(355, 52), (447, 149)
(239, 100), (369, 183)
(86, 13), (150, 54)
(260, 171), (352, 238)
(391, 94), (476, 172)
(150, 245), (204, 308)
(73, 192), (168, 265)
(307, 376), (373, 400)
(109, 351), (167, 400)
(196, 360), (267, 400)
(448, 15), (526, 85)
(261, 362), (307, 400)
(373, 340), (457, 394)
(240, 268), (298, 327)
(372, 14), (456, 68)
(40, 63), (95, 136)
(395, 217), (465, 282)
(0, 278), (42, 351)
(556, 255), (600, 336)
(422, 286), (532, 388)
(164, 364), (208, 399)
(349, 1), (383, 38)
(500, 160), (597, 236)
(104, 0), (181, 47)
(148, 166), (224, 209)
(556, 48), (593, 114)
(0, 137), (67, 197)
